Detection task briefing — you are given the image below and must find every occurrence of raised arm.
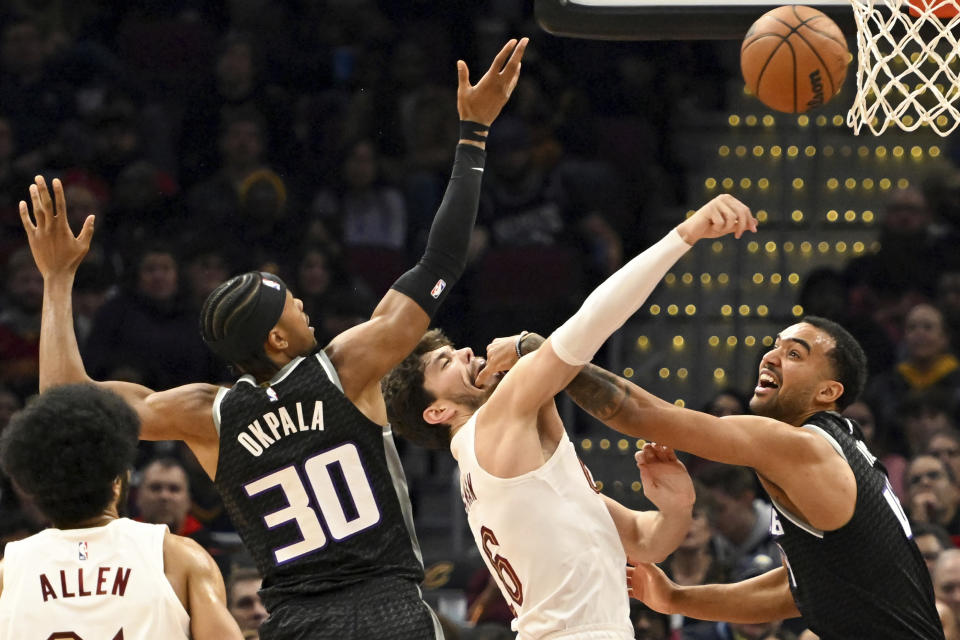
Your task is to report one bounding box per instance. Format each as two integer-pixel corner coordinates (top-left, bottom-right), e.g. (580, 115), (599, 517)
(630, 562), (800, 624)
(325, 37), (528, 401)
(20, 177), (221, 476)
(601, 443), (694, 564)
(477, 194), (756, 419)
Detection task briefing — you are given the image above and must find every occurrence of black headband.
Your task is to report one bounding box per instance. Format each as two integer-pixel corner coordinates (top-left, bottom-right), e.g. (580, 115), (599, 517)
(204, 272), (287, 363)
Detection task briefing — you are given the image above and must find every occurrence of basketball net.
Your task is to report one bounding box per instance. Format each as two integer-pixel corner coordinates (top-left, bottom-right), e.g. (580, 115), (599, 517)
(848, 0), (960, 136)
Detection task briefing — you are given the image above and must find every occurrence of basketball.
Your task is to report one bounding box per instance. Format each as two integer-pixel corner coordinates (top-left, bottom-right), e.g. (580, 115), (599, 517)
(740, 5), (850, 114)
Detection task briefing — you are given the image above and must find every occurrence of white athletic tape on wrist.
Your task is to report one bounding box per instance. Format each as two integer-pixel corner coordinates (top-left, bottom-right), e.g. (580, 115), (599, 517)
(550, 228), (691, 366)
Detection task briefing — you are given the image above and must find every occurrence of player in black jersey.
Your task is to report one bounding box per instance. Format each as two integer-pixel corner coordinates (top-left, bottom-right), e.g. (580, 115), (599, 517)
(20, 37), (528, 640)
(527, 316), (944, 639)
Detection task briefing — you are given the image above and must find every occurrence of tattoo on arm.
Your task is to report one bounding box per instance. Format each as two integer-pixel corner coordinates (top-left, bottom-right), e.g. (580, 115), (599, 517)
(517, 331), (630, 420)
(566, 365), (631, 421)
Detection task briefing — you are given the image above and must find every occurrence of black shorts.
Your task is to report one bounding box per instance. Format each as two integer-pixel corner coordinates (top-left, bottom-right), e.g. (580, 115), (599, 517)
(259, 577), (444, 640)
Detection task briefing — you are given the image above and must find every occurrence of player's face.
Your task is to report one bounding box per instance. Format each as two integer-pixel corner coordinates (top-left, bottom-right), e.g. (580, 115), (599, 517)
(421, 344), (498, 409)
(274, 290), (317, 355)
(749, 323), (837, 423)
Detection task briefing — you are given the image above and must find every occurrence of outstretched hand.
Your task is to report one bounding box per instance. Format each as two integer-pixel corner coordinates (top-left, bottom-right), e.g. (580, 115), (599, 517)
(457, 37), (529, 126)
(19, 175), (94, 279)
(627, 560), (676, 613)
(635, 443), (696, 511)
(676, 193), (757, 243)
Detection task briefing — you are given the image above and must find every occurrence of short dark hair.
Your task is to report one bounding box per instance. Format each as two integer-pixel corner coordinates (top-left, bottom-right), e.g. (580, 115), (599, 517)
(802, 315), (868, 410)
(695, 462), (757, 498)
(141, 456), (189, 485)
(913, 522), (953, 550)
(382, 329), (455, 449)
(0, 384), (139, 527)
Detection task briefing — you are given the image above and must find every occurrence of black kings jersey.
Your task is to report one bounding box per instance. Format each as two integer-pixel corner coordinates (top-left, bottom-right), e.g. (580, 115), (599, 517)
(769, 411), (943, 640)
(213, 351), (425, 610)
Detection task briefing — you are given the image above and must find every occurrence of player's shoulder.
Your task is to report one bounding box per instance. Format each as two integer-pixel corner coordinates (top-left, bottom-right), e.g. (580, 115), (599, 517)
(163, 531), (218, 575)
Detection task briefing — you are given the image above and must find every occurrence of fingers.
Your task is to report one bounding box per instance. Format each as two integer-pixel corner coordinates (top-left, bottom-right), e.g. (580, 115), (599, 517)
(18, 200), (35, 232)
(51, 178), (68, 220)
(35, 175), (53, 216)
(77, 214), (96, 249)
(489, 38), (519, 75)
(456, 59), (469, 91)
(501, 37), (529, 76)
(29, 184), (46, 228)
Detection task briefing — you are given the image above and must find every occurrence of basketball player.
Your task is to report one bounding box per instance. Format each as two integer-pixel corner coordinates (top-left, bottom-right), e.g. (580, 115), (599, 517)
(382, 194), (756, 638)
(0, 384), (241, 639)
(529, 317), (944, 637)
(20, 38), (527, 639)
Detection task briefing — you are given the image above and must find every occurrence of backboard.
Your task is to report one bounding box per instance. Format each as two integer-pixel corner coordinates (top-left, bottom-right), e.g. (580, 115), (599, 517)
(535, 0), (856, 40)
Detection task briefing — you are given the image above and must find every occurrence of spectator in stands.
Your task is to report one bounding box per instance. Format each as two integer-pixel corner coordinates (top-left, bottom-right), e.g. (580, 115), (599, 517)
(930, 429), (960, 489)
(0, 247), (43, 398)
(935, 549), (960, 628)
(0, 15), (69, 174)
(187, 105), (270, 243)
(694, 463), (781, 577)
(105, 159), (180, 260)
(864, 303), (960, 456)
(906, 453), (960, 538)
(292, 242), (375, 346)
(938, 269), (960, 353)
(227, 567), (267, 638)
(900, 390), (959, 459)
(703, 388), (749, 418)
(136, 457), (211, 547)
(914, 522), (954, 576)
(798, 266), (895, 376)
(83, 242), (219, 388)
(312, 137), (408, 253)
(843, 399), (907, 499)
(180, 31), (291, 182)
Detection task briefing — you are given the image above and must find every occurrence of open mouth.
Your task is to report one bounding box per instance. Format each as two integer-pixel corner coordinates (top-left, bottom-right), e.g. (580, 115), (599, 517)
(755, 370), (779, 393)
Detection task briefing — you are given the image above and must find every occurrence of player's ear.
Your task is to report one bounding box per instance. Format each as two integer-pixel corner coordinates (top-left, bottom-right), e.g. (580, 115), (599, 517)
(265, 328), (288, 352)
(423, 402), (455, 426)
(818, 380), (844, 406)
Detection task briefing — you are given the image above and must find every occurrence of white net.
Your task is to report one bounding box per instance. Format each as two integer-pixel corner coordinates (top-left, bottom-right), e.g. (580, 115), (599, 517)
(848, 0), (960, 136)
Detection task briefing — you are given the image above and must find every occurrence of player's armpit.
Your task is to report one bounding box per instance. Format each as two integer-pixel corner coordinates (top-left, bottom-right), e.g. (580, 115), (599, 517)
(754, 428), (857, 532)
(325, 290), (430, 401)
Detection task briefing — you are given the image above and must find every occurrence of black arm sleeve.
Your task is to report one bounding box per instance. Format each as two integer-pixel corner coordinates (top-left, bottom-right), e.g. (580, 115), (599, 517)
(391, 143), (486, 316)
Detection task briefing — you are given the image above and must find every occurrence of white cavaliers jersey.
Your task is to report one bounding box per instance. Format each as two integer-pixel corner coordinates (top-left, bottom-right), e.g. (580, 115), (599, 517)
(0, 518), (190, 640)
(451, 413), (633, 639)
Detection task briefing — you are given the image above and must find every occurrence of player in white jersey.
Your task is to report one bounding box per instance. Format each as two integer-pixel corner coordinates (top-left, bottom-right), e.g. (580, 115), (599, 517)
(384, 195), (757, 639)
(0, 384), (242, 640)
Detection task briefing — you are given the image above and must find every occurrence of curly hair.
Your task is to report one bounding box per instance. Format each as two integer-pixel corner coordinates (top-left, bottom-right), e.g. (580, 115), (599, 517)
(382, 329), (455, 449)
(0, 384), (140, 527)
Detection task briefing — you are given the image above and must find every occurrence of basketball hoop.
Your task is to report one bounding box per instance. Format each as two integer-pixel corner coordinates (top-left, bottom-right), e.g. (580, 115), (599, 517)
(847, 0), (960, 136)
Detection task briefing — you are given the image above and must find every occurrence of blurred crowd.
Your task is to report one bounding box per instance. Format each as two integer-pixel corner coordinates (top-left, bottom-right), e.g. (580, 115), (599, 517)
(2, 2), (960, 639)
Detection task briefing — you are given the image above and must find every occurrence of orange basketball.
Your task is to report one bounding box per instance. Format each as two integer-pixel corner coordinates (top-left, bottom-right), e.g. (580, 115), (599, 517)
(741, 5), (850, 113)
